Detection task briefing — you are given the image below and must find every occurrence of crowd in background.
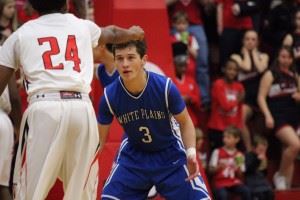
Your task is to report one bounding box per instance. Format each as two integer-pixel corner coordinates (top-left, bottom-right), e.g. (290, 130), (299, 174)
(2, 0), (300, 199)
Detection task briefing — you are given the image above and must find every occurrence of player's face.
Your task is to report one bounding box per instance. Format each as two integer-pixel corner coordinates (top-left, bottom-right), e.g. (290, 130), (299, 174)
(114, 46), (146, 81)
(295, 11), (300, 29)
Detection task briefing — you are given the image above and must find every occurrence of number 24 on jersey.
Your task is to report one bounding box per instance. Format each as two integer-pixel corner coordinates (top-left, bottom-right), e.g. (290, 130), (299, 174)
(38, 35), (81, 72)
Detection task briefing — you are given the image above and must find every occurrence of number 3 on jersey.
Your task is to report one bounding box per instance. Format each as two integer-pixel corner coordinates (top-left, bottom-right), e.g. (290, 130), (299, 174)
(139, 126), (152, 143)
(38, 35), (81, 72)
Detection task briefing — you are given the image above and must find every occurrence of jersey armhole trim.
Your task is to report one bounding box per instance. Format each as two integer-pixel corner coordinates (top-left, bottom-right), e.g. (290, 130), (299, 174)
(104, 88), (114, 115)
(165, 78), (171, 111)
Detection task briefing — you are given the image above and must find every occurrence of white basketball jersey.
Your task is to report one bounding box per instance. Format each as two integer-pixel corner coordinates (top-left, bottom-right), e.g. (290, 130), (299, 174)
(0, 13), (101, 97)
(0, 86), (11, 114)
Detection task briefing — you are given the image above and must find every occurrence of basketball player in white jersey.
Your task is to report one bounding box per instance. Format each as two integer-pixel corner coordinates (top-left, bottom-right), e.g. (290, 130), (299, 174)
(0, 75), (21, 200)
(0, 0), (144, 199)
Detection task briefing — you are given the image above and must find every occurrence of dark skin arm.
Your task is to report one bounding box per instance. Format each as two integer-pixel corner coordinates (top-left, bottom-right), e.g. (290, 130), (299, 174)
(8, 73), (22, 140)
(0, 66), (14, 96)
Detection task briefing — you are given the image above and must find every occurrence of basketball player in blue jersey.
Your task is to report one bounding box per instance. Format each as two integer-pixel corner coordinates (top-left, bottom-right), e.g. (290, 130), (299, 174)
(98, 40), (210, 200)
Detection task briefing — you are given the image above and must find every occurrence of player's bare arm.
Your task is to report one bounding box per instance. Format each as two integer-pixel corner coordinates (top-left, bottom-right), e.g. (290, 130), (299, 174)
(98, 25), (144, 46)
(0, 65), (14, 96)
(8, 73), (22, 140)
(98, 123), (111, 150)
(174, 108), (199, 181)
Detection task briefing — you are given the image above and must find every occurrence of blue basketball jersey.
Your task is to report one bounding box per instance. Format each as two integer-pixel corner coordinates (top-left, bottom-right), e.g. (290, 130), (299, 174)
(96, 64), (119, 87)
(98, 71), (186, 152)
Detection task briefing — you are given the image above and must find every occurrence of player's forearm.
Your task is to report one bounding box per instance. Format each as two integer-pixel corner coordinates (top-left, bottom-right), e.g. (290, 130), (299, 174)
(8, 74), (22, 138)
(0, 65), (14, 96)
(98, 25), (144, 45)
(175, 109), (196, 150)
(98, 123), (111, 150)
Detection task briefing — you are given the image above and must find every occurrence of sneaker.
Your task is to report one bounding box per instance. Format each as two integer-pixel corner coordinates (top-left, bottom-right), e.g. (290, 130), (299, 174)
(273, 172), (287, 190)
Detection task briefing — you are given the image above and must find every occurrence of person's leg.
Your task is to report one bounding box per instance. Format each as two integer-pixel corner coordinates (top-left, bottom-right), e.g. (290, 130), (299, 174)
(156, 165), (210, 200)
(189, 25), (210, 105)
(230, 184), (251, 200)
(101, 164), (151, 200)
(0, 112), (14, 200)
(241, 104), (253, 152)
(61, 101), (100, 200)
(275, 125), (300, 189)
(14, 101), (67, 200)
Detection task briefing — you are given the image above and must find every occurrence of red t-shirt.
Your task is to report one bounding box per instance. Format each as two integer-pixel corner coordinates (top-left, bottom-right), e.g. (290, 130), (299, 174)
(216, 0), (253, 29)
(173, 75), (201, 127)
(208, 79), (244, 131)
(210, 147), (245, 188)
(169, 0), (203, 25)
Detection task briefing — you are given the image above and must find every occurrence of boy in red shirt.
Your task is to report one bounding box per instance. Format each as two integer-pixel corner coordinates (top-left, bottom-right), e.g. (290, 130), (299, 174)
(209, 126), (251, 200)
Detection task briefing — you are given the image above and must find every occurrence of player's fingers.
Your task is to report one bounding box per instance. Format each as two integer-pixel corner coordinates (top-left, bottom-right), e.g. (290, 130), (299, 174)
(185, 172), (199, 181)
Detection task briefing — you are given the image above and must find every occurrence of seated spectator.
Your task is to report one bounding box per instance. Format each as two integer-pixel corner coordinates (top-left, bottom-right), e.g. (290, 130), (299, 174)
(257, 46), (300, 190)
(0, 0), (17, 44)
(245, 135), (274, 200)
(209, 126), (251, 200)
(17, 1), (39, 25)
(170, 11), (199, 80)
(231, 29), (269, 151)
(283, 8), (300, 73)
(172, 41), (201, 128)
(167, 0), (210, 105)
(208, 59), (244, 151)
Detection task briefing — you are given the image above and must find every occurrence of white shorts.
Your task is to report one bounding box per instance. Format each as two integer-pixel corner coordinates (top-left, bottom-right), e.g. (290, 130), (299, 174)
(0, 110), (14, 186)
(13, 92), (100, 200)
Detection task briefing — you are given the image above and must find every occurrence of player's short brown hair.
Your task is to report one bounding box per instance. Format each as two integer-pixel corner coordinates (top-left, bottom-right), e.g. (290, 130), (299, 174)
(112, 40), (147, 58)
(29, 0), (66, 14)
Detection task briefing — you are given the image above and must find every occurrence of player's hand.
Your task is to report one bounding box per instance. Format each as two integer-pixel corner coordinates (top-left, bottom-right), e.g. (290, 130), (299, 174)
(129, 26), (144, 40)
(292, 92), (300, 102)
(185, 155), (199, 181)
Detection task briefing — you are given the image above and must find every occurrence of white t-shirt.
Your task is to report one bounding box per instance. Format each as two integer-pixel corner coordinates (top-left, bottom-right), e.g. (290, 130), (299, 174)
(0, 13), (101, 97)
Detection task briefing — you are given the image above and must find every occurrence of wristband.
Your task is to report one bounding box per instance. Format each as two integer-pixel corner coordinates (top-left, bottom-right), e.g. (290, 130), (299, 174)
(186, 147), (196, 158)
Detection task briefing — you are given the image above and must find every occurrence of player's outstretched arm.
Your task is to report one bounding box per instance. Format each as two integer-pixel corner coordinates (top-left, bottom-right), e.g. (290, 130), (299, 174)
(0, 65), (14, 96)
(98, 25), (144, 46)
(174, 108), (199, 181)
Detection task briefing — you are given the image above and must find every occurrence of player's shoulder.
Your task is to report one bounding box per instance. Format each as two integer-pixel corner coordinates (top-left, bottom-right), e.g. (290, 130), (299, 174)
(104, 76), (121, 92)
(148, 70), (170, 84)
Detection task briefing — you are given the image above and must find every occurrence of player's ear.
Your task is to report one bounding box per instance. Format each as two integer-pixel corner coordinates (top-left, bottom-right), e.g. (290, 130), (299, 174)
(141, 54), (148, 66)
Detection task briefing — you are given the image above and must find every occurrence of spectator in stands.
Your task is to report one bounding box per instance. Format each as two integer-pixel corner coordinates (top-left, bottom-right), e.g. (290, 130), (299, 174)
(172, 41), (202, 128)
(231, 29), (269, 152)
(208, 59), (244, 151)
(283, 8), (300, 73)
(245, 135), (273, 200)
(216, 0), (253, 68)
(196, 128), (207, 169)
(0, 0), (17, 45)
(166, 0), (211, 107)
(209, 125), (251, 200)
(171, 11), (199, 80)
(17, 0), (38, 25)
(257, 46), (300, 190)
(263, 0), (299, 59)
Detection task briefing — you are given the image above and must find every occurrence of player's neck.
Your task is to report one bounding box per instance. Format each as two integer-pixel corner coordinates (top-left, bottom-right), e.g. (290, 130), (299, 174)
(123, 70), (147, 95)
